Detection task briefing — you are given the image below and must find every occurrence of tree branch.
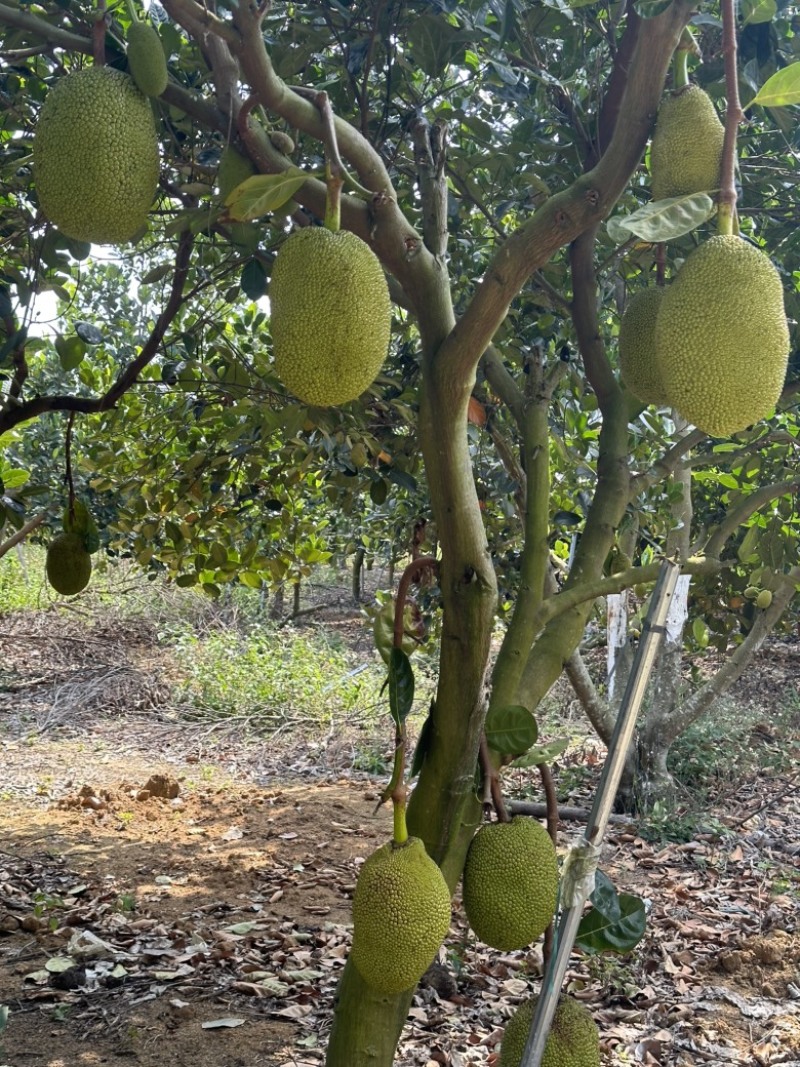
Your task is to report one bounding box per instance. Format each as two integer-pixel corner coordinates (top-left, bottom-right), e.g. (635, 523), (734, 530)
(0, 513), (45, 560)
(0, 231), (194, 435)
(564, 649), (616, 740)
(432, 2), (694, 384)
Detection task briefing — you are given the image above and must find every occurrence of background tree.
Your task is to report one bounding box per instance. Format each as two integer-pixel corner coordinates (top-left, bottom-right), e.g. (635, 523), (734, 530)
(1, 1), (799, 1063)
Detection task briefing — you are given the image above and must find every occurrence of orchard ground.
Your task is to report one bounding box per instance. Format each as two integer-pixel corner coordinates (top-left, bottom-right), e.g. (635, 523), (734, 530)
(1, 559), (799, 1067)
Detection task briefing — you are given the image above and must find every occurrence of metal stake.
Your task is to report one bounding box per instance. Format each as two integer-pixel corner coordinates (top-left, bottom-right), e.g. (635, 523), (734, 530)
(519, 557), (681, 1067)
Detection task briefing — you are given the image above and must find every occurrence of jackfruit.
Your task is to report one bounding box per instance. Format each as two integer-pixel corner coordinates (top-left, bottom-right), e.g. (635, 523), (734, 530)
(655, 235), (789, 437)
(463, 816), (558, 951)
(650, 84), (724, 200)
(756, 589), (773, 609)
(500, 995), (600, 1067)
(351, 837), (451, 993)
(269, 227), (392, 407)
(46, 532), (92, 596)
(127, 21), (168, 97)
(33, 66), (160, 245)
(618, 288), (668, 406)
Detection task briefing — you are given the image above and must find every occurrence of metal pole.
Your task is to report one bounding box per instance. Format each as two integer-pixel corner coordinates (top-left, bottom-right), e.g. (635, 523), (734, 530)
(519, 557), (681, 1067)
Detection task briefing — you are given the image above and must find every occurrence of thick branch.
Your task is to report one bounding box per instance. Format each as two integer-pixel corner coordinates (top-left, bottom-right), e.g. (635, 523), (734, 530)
(0, 513), (45, 560)
(564, 649), (616, 740)
(570, 227), (620, 408)
(0, 2), (89, 50)
(433, 2), (693, 384)
(0, 231), (194, 435)
(410, 115), (449, 259)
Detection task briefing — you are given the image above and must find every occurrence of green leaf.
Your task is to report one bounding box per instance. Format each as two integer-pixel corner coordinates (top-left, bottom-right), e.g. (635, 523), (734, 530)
(741, 0), (777, 25)
(510, 737), (570, 768)
(226, 169), (308, 220)
(54, 333), (87, 372)
(239, 571), (264, 589)
(633, 0), (673, 16)
(607, 193), (714, 244)
(409, 705), (433, 778)
(0, 467), (29, 490)
(691, 617), (709, 649)
(369, 479), (388, 506)
(74, 322), (104, 345)
(62, 498), (91, 534)
(750, 62), (800, 107)
(240, 260), (268, 301)
(485, 705), (538, 757)
(141, 263), (173, 285)
(388, 647), (414, 725)
(738, 525), (760, 563)
(577, 886), (647, 954)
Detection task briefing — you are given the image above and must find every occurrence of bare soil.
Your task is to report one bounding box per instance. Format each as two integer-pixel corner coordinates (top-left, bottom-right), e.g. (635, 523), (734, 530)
(1, 605), (799, 1067)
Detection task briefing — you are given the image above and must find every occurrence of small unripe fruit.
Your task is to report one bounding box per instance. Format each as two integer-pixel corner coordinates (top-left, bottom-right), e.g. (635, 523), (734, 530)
(756, 589), (773, 610)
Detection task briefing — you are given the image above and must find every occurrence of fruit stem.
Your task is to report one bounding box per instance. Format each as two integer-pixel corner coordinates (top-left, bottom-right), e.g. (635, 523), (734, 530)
(671, 44), (690, 91)
(125, 0), (142, 25)
(479, 735), (510, 822)
(64, 411), (76, 525)
(293, 89), (344, 232)
(392, 794), (409, 845)
(718, 0), (744, 235)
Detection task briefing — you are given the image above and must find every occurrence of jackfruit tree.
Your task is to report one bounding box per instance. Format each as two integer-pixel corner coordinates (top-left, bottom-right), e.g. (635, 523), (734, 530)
(2, 0), (800, 1065)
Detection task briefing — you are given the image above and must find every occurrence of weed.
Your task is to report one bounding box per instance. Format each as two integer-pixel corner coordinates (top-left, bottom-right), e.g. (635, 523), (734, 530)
(117, 893), (136, 914)
(171, 624), (383, 730)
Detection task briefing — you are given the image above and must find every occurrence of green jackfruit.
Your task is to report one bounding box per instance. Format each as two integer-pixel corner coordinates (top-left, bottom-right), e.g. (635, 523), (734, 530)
(650, 84), (724, 200)
(33, 67), (160, 245)
(46, 532), (92, 596)
(619, 288), (668, 406)
(269, 227), (392, 407)
(756, 589), (773, 609)
(463, 816), (558, 951)
(500, 996), (600, 1067)
(351, 837), (451, 993)
(127, 21), (168, 97)
(655, 235), (790, 438)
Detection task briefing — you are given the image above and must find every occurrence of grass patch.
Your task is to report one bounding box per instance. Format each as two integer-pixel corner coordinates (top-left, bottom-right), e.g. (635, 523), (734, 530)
(0, 545), (48, 612)
(171, 623), (384, 730)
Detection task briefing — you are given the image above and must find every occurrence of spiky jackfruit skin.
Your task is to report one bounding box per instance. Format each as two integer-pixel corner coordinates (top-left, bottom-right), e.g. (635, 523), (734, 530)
(619, 288), (668, 406)
(351, 837), (451, 993)
(46, 532), (92, 596)
(500, 996), (601, 1067)
(655, 235), (790, 437)
(127, 21), (168, 97)
(33, 67), (159, 245)
(269, 228), (392, 407)
(463, 817), (558, 951)
(650, 85), (724, 200)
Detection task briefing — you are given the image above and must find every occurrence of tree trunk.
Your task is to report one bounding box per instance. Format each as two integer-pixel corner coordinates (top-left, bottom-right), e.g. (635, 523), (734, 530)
(619, 432), (692, 811)
(352, 546), (365, 604)
(292, 579), (301, 617)
(269, 584), (285, 620)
